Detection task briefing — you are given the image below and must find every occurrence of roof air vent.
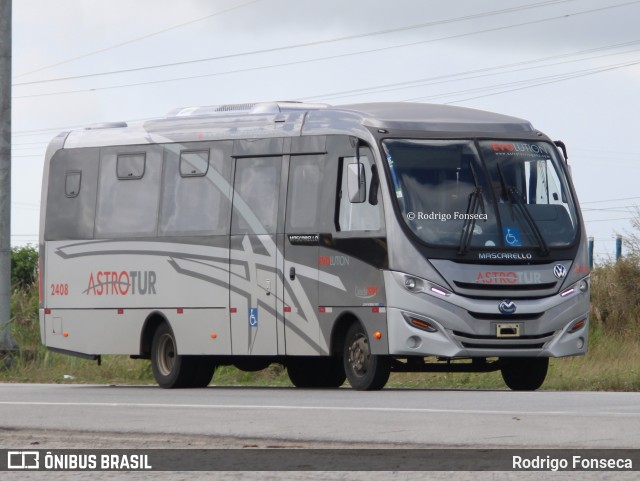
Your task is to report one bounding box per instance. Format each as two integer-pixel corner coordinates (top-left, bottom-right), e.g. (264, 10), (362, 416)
(85, 121), (128, 130)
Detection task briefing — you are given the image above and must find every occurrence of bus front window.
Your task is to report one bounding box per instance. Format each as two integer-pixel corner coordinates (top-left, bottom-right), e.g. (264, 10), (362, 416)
(382, 139), (578, 250)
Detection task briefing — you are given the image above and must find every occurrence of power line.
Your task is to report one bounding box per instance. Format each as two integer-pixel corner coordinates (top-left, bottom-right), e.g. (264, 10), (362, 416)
(13, 0), (265, 79)
(585, 217), (636, 222)
(12, 145), (46, 151)
(12, 1), (640, 100)
(439, 58), (640, 104)
(395, 57), (640, 103)
(12, 140), (50, 148)
(583, 207), (637, 213)
(301, 39), (640, 102)
(11, 116), (155, 137)
(581, 196), (640, 204)
(406, 55), (640, 103)
(573, 147), (639, 157)
(10, 39), (640, 137)
(13, 0), (576, 87)
(9, 58), (640, 140)
(11, 125), (89, 136)
(9, 59), (640, 139)
(11, 140), (49, 146)
(13, 202), (39, 208)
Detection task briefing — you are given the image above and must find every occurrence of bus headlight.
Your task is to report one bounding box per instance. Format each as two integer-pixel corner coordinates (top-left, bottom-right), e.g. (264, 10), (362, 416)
(404, 277), (417, 291)
(401, 274), (451, 297)
(560, 277), (589, 298)
(579, 279), (588, 292)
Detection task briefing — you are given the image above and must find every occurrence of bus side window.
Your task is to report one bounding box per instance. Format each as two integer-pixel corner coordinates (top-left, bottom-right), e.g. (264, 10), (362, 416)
(95, 146), (162, 238)
(231, 157), (281, 235)
(45, 148), (99, 241)
(287, 156), (322, 231)
(65, 171), (81, 198)
(337, 154), (381, 232)
(179, 149), (209, 177)
(116, 153), (145, 179)
(159, 143), (231, 236)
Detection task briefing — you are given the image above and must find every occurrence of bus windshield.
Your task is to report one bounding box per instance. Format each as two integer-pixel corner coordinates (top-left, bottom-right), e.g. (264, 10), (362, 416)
(382, 139), (578, 250)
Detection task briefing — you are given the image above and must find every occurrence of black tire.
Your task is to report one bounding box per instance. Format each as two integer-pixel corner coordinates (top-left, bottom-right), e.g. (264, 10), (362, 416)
(189, 356), (217, 388)
(324, 356), (347, 388)
(500, 357), (549, 391)
(151, 323), (196, 389)
(287, 357), (346, 388)
(343, 323), (390, 391)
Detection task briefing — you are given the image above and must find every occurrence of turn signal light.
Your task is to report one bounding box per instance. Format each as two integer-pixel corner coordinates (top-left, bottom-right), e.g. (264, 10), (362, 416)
(409, 318), (437, 333)
(569, 319), (586, 333)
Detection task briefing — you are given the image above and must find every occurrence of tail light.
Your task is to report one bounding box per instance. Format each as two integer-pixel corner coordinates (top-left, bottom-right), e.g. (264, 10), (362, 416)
(38, 256), (43, 305)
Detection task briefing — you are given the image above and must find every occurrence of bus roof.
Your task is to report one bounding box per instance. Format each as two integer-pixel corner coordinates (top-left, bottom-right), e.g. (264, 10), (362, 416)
(334, 102), (533, 132)
(60, 101), (536, 149)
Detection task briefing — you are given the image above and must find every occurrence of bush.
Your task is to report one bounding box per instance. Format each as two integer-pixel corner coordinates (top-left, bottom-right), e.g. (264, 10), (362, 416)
(590, 255), (640, 335)
(11, 245), (38, 288)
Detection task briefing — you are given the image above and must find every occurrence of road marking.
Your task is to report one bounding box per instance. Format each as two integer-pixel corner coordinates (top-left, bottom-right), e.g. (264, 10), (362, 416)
(0, 401), (639, 417)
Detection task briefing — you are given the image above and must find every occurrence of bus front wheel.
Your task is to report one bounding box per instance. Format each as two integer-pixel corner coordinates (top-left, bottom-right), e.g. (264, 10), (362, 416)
(500, 357), (549, 391)
(343, 323), (390, 391)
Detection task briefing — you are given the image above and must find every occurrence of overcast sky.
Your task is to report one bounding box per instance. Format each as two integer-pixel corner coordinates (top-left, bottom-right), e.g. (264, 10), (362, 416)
(10, 0), (640, 262)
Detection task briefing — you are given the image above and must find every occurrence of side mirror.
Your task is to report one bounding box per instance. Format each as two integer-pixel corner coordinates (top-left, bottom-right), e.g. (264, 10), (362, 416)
(347, 163), (366, 203)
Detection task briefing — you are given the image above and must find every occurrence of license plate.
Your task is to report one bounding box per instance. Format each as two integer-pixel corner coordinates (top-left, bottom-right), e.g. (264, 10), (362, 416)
(496, 323), (521, 338)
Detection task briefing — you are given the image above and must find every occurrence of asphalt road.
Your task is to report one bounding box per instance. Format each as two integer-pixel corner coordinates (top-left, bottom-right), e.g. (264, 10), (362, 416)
(1, 384), (639, 480)
(0, 383), (638, 447)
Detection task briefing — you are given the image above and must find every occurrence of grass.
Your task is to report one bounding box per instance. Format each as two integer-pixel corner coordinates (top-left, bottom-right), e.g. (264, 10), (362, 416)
(2, 274), (640, 390)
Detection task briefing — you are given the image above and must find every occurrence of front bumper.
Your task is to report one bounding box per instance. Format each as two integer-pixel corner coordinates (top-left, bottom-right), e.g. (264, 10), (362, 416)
(385, 271), (589, 358)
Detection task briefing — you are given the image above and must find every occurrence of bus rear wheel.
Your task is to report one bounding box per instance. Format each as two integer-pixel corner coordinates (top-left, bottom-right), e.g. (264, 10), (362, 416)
(151, 323), (212, 388)
(500, 357), (549, 391)
(343, 323), (390, 391)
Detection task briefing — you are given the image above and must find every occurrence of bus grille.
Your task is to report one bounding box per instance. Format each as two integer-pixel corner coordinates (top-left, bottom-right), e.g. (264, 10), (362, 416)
(467, 311), (544, 321)
(452, 330), (555, 350)
(460, 342), (546, 350)
(454, 281), (557, 291)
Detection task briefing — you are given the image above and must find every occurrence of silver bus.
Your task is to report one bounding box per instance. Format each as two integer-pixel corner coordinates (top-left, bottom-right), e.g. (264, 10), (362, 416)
(39, 101), (590, 390)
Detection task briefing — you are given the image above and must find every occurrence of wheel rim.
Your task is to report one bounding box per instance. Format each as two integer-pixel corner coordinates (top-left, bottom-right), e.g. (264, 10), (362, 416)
(347, 333), (370, 377)
(156, 333), (176, 376)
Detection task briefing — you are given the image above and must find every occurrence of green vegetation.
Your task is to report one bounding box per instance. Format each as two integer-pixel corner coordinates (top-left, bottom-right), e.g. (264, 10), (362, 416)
(11, 245), (39, 288)
(1, 245), (639, 390)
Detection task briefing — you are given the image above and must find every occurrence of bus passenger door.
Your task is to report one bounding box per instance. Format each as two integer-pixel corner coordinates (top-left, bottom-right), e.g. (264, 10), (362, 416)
(229, 157), (281, 355)
(319, 144), (387, 347)
(283, 154), (325, 355)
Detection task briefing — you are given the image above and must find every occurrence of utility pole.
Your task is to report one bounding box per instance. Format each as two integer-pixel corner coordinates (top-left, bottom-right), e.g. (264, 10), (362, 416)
(0, 0), (18, 363)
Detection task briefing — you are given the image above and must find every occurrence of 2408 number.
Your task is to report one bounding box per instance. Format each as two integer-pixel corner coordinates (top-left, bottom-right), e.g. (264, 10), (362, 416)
(50, 283), (69, 296)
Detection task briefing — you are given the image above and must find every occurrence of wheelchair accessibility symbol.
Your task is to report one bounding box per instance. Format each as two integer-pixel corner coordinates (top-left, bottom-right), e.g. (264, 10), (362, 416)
(249, 308), (258, 328)
(503, 227), (521, 246)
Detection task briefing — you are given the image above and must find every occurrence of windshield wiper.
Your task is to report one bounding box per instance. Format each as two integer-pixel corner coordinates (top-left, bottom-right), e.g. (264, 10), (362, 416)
(496, 163), (549, 256)
(458, 163), (486, 255)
